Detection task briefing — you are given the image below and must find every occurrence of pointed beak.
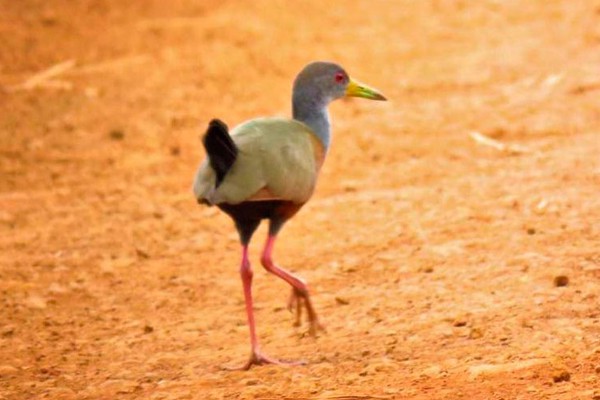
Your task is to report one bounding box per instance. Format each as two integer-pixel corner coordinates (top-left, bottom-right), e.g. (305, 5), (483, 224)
(345, 78), (387, 101)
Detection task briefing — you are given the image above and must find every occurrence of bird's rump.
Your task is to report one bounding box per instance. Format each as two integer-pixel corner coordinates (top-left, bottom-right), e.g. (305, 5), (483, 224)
(193, 117), (324, 205)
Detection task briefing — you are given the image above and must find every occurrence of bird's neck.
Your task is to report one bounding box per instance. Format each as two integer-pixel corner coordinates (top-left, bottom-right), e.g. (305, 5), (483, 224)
(292, 91), (331, 150)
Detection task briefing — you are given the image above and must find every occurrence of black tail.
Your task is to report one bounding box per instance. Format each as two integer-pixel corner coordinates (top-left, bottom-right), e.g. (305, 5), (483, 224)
(202, 119), (238, 187)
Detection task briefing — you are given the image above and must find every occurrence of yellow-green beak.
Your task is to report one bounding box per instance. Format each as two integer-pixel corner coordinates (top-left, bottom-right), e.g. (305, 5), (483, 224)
(345, 78), (387, 101)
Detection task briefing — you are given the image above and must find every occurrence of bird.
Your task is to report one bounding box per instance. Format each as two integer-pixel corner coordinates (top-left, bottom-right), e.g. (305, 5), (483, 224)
(193, 61), (386, 369)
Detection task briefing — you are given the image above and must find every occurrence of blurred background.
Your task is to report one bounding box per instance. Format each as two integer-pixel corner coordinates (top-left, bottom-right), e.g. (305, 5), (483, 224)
(1, 1), (599, 398)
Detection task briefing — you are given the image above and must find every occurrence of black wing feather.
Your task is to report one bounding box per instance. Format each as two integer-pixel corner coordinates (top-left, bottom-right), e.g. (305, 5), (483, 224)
(202, 119), (238, 187)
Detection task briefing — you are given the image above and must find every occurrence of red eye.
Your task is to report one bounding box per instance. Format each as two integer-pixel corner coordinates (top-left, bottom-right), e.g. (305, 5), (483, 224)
(334, 72), (345, 83)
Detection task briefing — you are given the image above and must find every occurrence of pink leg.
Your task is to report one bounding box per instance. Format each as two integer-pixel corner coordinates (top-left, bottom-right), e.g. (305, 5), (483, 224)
(235, 245), (305, 370)
(260, 235), (324, 335)
(240, 246), (259, 353)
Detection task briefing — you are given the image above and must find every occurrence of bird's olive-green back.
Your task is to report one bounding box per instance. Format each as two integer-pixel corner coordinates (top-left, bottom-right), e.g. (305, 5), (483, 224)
(193, 117), (322, 205)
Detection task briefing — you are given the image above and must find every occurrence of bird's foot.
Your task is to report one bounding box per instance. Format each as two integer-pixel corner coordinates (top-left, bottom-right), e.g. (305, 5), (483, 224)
(224, 351), (306, 370)
(306, 318), (326, 337)
(288, 287), (325, 336)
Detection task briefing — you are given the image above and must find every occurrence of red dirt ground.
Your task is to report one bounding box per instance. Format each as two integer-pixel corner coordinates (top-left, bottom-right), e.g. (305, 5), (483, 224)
(1, 1), (600, 399)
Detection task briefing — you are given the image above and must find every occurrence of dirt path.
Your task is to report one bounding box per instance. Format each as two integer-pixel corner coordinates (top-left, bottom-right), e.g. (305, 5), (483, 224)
(1, 1), (599, 399)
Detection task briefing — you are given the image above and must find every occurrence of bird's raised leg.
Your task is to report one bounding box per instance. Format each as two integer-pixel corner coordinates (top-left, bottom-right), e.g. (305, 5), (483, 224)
(260, 234), (324, 336)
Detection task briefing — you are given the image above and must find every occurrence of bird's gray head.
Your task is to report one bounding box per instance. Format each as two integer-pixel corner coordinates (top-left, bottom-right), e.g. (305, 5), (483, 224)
(292, 61), (387, 105)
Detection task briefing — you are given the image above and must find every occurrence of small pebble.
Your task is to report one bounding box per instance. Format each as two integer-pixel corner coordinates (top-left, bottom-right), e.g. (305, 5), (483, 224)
(335, 297), (349, 305)
(41, 13), (58, 26)
(143, 325), (154, 334)
(0, 365), (18, 377)
(136, 248), (150, 259)
(552, 370), (570, 383)
(453, 319), (467, 327)
(1, 326), (15, 338)
(109, 129), (125, 140)
(25, 296), (47, 310)
(554, 275), (569, 287)
(468, 327), (483, 339)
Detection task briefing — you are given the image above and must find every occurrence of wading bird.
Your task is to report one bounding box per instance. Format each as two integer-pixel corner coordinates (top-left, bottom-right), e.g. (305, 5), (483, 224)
(193, 61), (386, 369)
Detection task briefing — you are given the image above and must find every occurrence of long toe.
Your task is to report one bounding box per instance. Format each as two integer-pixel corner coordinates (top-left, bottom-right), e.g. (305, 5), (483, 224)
(307, 318), (326, 337)
(288, 288), (304, 327)
(288, 287), (324, 335)
(227, 352), (307, 370)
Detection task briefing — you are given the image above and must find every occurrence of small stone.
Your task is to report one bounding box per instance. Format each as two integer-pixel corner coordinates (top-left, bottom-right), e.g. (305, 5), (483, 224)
(341, 180), (359, 192)
(243, 378), (259, 386)
(453, 319), (467, 327)
(25, 295), (47, 310)
(109, 129), (125, 140)
(520, 318), (534, 329)
(595, 365), (600, 373)
(0, 365), (18, 377)
(422, 365), (443, 378)
(553, 275), (569, 287)
(468, 327), (483, 339)
(135, 248), (150, 259)
(143, 325), (154, 334)
(527, 227), (536, 235)
(1, 326), (15, 338)
(552, 370), (570, 383)
(335, 297), (349, 305)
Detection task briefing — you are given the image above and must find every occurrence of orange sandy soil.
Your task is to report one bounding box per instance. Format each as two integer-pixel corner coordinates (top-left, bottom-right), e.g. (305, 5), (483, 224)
(1, 1), (600, 399)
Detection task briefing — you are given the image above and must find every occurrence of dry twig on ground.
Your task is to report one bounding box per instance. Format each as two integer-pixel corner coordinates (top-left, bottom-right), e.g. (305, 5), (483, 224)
(9, 59), (76, 91)
(469, 131), (532, 155)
